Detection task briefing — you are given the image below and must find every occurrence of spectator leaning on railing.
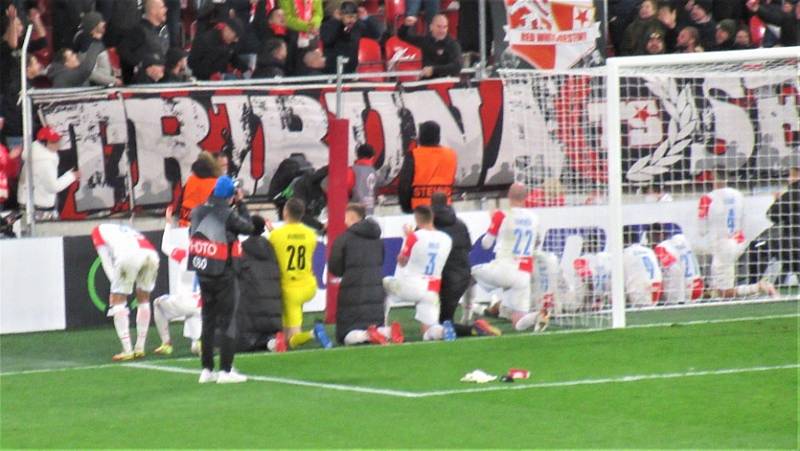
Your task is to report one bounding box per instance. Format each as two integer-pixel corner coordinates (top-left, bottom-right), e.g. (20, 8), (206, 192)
(73, 12), (123, 87)
(188, 17), (249, 80)
(47, 40), (105, 88)
(253, 38), (288, 78)
(398, 13), (462, 79)
(16, 127), (80, 220)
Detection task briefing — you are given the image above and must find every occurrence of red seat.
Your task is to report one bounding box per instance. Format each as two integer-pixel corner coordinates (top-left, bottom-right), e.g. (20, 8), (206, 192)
(385, 36), (422, 81)
(357, 38), (385, 82)
(440, 0), (459, 39)
(749, 16), (765, 48)
(384, 0), (406, 31)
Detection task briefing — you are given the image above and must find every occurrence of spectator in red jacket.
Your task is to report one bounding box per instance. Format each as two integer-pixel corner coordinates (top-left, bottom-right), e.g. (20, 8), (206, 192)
(0, 142), (21, 209)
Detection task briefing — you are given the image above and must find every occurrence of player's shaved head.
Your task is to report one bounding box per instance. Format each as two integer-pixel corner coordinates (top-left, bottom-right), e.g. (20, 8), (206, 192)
(508, 183), (527, 204)
(413, 205), (434, 225)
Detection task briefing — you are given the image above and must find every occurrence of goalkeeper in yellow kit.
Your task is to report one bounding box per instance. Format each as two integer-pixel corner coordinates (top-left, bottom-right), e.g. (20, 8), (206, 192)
(266, 198), (333, 349)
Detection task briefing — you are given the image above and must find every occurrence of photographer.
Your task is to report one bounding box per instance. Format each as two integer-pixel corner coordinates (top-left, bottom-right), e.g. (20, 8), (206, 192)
(189, 175), (254, 384)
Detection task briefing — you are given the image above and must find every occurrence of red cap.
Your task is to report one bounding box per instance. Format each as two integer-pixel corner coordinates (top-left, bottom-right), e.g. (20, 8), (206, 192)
(36, 127), (61, 143)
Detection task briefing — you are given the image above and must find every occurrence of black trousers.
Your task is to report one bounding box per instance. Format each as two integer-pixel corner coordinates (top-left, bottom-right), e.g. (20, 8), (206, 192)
(199, 271), (239, 372)
(440, 274), (473, 337)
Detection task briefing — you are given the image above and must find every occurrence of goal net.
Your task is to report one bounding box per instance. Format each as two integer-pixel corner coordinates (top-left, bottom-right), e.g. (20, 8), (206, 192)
(500, 47), (799, 329)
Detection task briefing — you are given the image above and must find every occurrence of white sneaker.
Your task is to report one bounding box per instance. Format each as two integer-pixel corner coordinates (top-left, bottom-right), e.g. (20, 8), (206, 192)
(217, 369), (247, 384)
(198, 369), (217, 384)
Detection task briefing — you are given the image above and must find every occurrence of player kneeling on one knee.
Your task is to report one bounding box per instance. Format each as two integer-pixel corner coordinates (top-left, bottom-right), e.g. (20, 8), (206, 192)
(152, 206), (202, 356)
(330, 203), (404, 346)
(466, 184), (546, 332)
(267, 197), (332, 350)
(384, 205), (455, 341)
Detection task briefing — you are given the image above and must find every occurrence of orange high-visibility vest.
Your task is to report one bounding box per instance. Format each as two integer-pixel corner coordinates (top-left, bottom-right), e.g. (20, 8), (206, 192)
(179, 174), (217, 227)
(410, 145), (457, 209)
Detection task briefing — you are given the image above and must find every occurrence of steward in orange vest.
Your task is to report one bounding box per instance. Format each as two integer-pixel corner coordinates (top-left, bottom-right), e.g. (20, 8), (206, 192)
(398, 121), (457, 213)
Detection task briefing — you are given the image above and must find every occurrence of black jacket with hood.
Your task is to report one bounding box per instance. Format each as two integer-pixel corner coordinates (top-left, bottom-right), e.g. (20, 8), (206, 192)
(329, 217), (385, 343)
(237, 234), (283, 351)
(433, 202), (472, 306)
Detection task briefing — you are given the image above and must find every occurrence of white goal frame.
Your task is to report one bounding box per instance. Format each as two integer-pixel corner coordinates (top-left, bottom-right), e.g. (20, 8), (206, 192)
(605, 47), (800, 328)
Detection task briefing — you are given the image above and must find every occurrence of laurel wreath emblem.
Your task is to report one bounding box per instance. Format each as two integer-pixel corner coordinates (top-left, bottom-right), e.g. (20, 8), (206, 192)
(626, 78), (698, 182)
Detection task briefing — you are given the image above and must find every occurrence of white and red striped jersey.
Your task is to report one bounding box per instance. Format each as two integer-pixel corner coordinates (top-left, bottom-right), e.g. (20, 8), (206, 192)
(655, 234), (703, 302)
(623, 243), (663, 303)
(398, 229), (452, 289)
(572, 251), (613, 300)
(655, 234), (700, 281)
(481, 207), (539, 273)
(698, 187), (745, 243)
(91, 223), (155, 256)
(161, 223), (201, 304)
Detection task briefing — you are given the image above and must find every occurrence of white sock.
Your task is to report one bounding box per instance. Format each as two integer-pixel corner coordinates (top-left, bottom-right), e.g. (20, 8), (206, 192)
(112, 307), (132, 353)
(153, 300), (170, 345)
(344, 330), (369, 345)
(134, 302), (151, 353)
(514, 312), (539, 331)
(423, 325), (444, 341)
(472, 304), (487, 316)
(377, 326), (391, 339)
(735, 284), (759, 296)
(267, 338), (276, 352)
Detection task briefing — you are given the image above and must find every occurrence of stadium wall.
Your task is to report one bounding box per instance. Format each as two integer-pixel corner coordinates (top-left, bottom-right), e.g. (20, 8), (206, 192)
(0, 195), (776, 334)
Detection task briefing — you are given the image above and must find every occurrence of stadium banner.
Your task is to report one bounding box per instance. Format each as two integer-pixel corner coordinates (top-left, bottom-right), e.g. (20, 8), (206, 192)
(62, 231), (169, 329)
(30, 73), (797, 221)
(32, 78), (509, 220)
(492, 0), (607, 70)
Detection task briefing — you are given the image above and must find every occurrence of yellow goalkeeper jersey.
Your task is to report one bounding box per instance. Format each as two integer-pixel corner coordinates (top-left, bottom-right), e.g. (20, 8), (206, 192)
(269, 222), (318, 285)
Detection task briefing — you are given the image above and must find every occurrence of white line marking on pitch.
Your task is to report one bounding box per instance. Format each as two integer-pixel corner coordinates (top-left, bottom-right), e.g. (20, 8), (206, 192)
(124, 362), (799, 399)
(124, 362), (420, 398)
(413, 363), (800, 398)
(0, 313), (796, 377)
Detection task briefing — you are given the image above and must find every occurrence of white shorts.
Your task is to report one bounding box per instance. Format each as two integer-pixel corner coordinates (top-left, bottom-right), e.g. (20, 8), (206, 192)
(111, 249), (160, 295)
(710, 238), (746, 290)
(154, 293), (202, 340)
(153, 293), (201, 319)
(383, 276), (440, 326)
(472, 260), (531, 313)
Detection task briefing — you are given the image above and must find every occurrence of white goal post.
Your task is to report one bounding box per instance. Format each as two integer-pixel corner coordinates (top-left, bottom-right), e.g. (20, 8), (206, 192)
(500, 46), (799, 330)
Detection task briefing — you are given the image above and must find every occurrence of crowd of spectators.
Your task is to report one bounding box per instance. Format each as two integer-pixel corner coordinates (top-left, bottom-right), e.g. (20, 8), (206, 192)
(0, 0), (470, 91)
(609, 0), (799, 56)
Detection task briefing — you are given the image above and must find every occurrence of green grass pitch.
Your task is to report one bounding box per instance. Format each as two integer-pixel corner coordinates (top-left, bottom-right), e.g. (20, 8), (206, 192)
(1, 301), (798, 449)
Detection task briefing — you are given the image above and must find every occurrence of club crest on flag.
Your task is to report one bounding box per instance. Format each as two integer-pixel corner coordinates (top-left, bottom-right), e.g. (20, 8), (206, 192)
(503, 0), (600, 69)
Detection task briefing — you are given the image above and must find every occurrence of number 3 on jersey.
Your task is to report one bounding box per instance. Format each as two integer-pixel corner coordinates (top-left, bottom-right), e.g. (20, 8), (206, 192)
(286, 245), (306, 270)
(424, 252), (436, 275)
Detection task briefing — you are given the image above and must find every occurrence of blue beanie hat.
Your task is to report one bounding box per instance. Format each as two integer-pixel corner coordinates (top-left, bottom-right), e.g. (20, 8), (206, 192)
(213, 175), (236, 198)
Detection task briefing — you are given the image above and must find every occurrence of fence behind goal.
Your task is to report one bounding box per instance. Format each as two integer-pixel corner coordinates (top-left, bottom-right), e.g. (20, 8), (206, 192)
(500, 47), (800, 329)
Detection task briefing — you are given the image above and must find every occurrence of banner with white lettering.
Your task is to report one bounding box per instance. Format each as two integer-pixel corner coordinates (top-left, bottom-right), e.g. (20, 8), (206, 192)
(30, 73), (798, 220)
(492, 0), (607, 70)
(31, 79), (508, 219)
